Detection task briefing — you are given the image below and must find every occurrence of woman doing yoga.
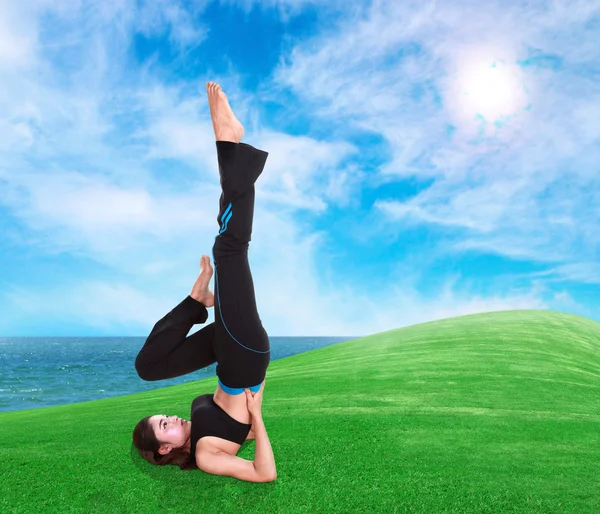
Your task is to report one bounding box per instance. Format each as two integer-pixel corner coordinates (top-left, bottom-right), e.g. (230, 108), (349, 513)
(132, 82), (276, 483)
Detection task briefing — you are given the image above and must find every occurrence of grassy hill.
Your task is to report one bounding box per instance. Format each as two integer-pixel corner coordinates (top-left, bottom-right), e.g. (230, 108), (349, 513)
(1, 309), (599, 513)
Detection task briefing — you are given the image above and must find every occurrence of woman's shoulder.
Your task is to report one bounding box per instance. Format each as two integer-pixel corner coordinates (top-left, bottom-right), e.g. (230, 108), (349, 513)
(191, 393), (214, 412)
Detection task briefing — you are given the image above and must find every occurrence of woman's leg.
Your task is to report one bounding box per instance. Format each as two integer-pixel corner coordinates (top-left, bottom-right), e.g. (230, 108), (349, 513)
(134, 141), (270, 384)
(135, 297), (217, 381)
(212, 141), (271, 394)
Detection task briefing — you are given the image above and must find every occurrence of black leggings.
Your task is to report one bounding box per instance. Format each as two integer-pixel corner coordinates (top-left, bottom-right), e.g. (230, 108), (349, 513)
(135, 141), (270, 395)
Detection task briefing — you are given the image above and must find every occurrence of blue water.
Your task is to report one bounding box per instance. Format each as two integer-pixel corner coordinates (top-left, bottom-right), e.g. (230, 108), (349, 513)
(0, 336), (356, 413)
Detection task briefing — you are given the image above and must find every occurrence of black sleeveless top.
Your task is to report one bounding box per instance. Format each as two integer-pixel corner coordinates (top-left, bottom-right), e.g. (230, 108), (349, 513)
(189, 394), (252, 458)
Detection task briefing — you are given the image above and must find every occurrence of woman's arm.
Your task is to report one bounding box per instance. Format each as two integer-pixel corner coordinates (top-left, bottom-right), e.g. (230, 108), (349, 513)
(252, 414), (276, 479)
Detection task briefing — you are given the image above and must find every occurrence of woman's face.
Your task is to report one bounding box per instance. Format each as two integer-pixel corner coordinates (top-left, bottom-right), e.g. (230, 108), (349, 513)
(149, 414), (191, 454)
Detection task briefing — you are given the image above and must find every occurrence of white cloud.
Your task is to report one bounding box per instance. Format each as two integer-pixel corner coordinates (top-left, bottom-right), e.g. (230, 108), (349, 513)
(523, 263), (600, 286)
(0, 0), (40, 69)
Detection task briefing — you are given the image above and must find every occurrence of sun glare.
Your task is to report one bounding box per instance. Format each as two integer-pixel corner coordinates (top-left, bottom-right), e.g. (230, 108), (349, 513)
(458, 58), (520, 120)
(444, 46), (530, 140)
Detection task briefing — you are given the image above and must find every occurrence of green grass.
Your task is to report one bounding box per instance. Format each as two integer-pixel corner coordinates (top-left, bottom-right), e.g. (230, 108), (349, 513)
(2, 309), (600, 513)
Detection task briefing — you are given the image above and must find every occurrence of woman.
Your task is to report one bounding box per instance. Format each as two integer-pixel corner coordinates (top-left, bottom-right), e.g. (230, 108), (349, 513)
(132, 82), (277, 483)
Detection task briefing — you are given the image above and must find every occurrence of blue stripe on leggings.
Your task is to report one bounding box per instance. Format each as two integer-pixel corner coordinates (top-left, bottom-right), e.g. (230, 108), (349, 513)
(221, 202), (232, 222)
(218, 378), (262, 395)
(219, 211), (232, 234)
(214, 263), (270, 355)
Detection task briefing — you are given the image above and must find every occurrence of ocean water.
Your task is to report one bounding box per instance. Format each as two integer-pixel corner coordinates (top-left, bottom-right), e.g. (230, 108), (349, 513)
(0, 335), (356, 413)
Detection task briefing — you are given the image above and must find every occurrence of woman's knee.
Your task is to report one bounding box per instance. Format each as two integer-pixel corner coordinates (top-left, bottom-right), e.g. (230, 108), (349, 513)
(135, 354), (160, 381)
(212, 238), (248, 261)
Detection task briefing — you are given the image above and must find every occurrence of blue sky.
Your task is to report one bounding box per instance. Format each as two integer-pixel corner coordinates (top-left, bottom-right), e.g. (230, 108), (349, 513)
(1, 0), (599, 337)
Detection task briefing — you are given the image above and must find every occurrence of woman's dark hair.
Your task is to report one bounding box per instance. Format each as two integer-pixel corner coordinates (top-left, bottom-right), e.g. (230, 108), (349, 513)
(132, 415), (197, 471)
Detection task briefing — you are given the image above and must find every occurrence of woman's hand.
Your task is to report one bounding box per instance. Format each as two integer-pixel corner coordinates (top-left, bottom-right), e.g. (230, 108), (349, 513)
(245, 380), (265, 418)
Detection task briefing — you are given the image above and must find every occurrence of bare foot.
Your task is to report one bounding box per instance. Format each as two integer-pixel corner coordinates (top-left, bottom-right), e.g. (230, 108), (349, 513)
(206, 82), (244, 143)
(190, 255), (214, 307)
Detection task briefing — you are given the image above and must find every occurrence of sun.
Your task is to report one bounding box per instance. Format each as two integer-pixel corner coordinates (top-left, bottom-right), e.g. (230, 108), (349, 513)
(458, 58), (520, 120)
(444, 46), (530, 137)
